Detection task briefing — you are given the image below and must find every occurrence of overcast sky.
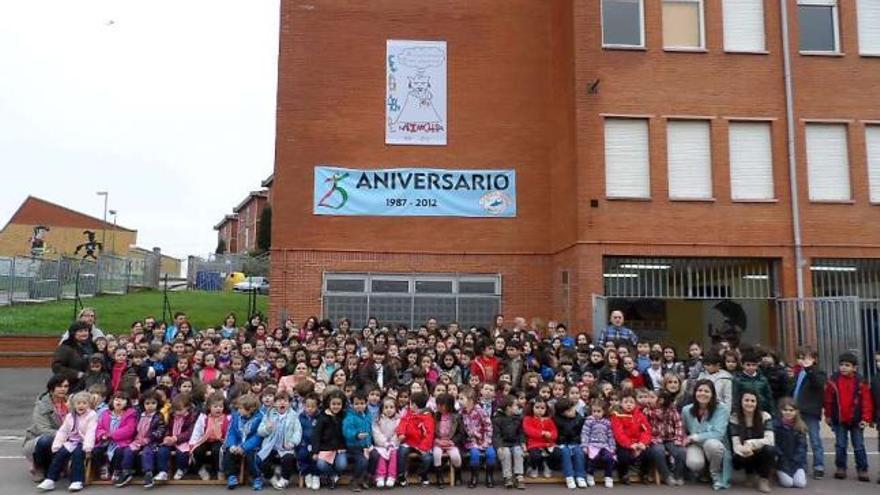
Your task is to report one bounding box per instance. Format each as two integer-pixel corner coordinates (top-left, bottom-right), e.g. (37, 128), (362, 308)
(0, 0), (280, 259)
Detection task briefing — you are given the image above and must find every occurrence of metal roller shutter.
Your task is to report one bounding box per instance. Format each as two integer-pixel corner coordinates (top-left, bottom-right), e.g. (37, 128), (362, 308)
(729, 122), (774, 200)
(806, 123), (851, 201)
(667, 120), (712, 200)
(723, 0), (766, 52)
(858, 0), (880, 55)
(867, 126), (880, 203)
(605, 118), (651, 198)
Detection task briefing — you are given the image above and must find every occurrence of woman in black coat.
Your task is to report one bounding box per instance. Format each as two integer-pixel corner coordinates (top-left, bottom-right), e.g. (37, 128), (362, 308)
(51, 321), (96, 390)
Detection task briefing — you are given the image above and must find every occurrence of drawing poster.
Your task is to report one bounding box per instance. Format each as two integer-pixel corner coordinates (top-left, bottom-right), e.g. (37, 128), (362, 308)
(386, 40), (447, 146)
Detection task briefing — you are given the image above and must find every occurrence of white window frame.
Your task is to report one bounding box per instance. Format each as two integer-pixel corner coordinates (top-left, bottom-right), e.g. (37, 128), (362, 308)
(666, 119), (714, 200)
(798, 0), (841, 54)
(604, 117), (652, 199)
(601, 0), (646, 49)
(728, 121), (776, 201)
(857, 0), (880, 55)
(662, 0), (706, 50)
(722, 0), (767, 53)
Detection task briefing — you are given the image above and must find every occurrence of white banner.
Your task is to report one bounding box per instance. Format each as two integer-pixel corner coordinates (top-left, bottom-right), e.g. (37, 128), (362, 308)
(386, 40), (447, 146)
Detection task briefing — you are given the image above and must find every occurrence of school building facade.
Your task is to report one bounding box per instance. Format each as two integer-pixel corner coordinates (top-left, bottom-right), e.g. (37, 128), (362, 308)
(270, 0), (880, 364)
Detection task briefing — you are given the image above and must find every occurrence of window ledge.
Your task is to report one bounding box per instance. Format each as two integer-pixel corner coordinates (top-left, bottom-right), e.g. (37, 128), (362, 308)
(799, 51), (845, 57)
(605, 196), (652, 202)
(724, 50), (770, 55)
(860, 53), (880, 58)
(602, 45), (647, 51)
(809, 199), (855, 204)
(732, 199), (779, 204)
(664, 47), (709, 53)
(669, 198), (716, 203)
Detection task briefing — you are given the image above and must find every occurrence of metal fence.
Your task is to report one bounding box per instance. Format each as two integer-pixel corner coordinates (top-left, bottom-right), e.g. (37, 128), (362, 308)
(776, 297), (879, 380)
(187, 253), (270, 291)
(0, 253), (161, 306)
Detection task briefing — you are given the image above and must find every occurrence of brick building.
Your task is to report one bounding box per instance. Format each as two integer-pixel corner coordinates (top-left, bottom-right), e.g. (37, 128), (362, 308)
(0, 196), (137, 258)
(270, 0), (880, 360)
(214, 214), (239, 254)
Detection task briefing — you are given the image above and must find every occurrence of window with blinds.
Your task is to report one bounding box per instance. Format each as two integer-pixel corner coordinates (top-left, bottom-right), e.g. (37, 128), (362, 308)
(667, 120), (713, 200)
(663, 0), (705, 49)
(723, 0), (766, 52)
(729, 122), (774, 200)
(806, 123), (851, 201)
(605, 118), (651, 199)
(866, 126), (880, 203)
(858, 0), (880, 55)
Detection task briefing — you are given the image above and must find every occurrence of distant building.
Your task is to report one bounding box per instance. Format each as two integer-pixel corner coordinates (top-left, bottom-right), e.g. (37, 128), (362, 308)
(214, 214), (239, 254)
(0, 196), (137, 259)
(129, 246), (182, 279)
(232, 190), (269, 254)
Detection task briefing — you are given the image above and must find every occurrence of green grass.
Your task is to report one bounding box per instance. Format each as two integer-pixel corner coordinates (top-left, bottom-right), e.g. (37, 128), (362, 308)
(0, 290), (268, 335)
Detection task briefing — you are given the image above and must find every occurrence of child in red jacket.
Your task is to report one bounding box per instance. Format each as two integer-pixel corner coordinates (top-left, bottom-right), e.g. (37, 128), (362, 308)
(610, 393), (666, 484)
(523, 398), (558, 479)
(396, 392), (435, 486)
(823, 352), (873, 481)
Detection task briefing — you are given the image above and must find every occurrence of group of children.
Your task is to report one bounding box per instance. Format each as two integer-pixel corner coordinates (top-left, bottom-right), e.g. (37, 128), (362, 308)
(29, 312), (880, 494)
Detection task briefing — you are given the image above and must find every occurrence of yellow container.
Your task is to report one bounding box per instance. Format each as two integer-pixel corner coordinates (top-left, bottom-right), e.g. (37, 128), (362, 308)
(224, 271), (246, 291)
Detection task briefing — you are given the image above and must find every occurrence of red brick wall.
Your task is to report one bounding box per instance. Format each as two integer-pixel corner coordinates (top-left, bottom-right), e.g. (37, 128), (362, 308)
(271, 0), (880, 332)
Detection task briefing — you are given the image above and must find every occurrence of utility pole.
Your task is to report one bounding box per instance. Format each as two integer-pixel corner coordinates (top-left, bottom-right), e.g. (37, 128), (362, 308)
(109, 209), (118, 254)
(96, 191), (108, 255)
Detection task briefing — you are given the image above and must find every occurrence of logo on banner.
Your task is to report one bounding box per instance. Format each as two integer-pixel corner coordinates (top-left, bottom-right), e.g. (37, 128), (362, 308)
(479, 191), (512, 216)
(317, 172), (350, 210)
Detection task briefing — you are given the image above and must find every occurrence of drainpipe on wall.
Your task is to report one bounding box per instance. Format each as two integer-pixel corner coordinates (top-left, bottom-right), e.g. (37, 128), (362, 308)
(780, 0), (807, 341)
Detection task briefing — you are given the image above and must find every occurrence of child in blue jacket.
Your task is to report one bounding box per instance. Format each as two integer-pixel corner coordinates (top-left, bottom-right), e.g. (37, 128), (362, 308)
(343, 391), (373, 492)
(298, 394), (321, 490)
(224, 394), (265, 490)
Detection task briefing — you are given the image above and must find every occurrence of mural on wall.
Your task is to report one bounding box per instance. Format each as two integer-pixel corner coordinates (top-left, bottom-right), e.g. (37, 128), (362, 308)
(386, 40), (447, 146)
(709, 300), (747, 348)
(74, 230), (102, 260)
(28, 225), (50, 257)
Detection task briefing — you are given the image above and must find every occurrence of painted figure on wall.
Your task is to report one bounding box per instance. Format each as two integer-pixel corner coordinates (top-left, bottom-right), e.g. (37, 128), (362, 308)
(709, 299), (747, 348)
(28, 225), (50, 257)
(74, 230), (102, 260)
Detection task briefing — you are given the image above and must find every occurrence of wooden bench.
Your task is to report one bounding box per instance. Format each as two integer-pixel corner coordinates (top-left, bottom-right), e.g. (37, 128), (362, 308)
(84, 455), (243, 486)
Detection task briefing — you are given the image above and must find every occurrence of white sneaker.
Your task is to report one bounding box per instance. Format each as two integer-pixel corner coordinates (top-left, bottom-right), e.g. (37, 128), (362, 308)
(173, 469), (185, 480)
(376, 478), (386, 488)
(68, 482), (83, 492)
(199, 466), (211, 481)
(310, 475), (321, 490)
(604, 478), (613, 488)
(566, 477), (577, 489)
(543, 464), (553, 478)
(527, 468), (539, 478)
(386, 477), (396, 488)
(37, 479), (55, 491)
(586, 475), (595, 487)
(576, 477), (588, 488)
(271, 476), (284, 490)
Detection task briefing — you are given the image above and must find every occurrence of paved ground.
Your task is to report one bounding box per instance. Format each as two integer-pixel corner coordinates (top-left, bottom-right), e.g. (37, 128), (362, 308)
(1, 369), (879, 493)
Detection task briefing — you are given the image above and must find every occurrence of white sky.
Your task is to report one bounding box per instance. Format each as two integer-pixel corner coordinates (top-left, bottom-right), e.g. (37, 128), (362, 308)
(0, 0), (280, 259)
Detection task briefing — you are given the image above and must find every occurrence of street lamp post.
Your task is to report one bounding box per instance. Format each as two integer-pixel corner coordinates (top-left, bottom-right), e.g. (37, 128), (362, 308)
(96, 191), (108, 254)
(109, 209), (118, 254)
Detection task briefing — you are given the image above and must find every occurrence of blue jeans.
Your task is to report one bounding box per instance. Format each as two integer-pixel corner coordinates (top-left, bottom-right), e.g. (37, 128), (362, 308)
(557, 445), (585, 478)
(33, 434), (55, 471)
(317, 451), (348, 477)
(803, 414), (824, 470)
(45, 445), (86, 483)
(397, 445), (432, 480)
(834, 424), (868, 472)
(156, 446), (190, 474)
(347, 447), (368, 477)
(468, 447), (497, 468)
(296, 446), (318, 475)
(223, 448), (261, 480)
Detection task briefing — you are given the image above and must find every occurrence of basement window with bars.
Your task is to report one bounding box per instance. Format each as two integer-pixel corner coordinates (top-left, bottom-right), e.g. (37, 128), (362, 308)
(323, 273), (501, 329)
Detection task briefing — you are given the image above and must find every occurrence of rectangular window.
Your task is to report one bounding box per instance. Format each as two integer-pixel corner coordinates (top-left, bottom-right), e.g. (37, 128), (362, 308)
(667, 120), (713, 200)
(602, 0), (645, 47)
(806, 123), (851, 201)
(723, 0), (766, 52)
(729, 122), (775, 200)
(858, 0), (880, 55)
(663, 0), (705, 49)
(798, 0), (840, 52)
(371, 279), (410, 293)
(866, 126), (880, 202)
(605, 118), (651, 199)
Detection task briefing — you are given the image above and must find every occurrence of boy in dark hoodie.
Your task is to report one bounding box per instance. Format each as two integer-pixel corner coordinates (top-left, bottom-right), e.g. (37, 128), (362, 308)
(492, 395), (525, 489)
(297, 394), (321, 490)
(823, 352), (874, 482)
(82, 353), (111, 392)
(732, 349), (774, 413)
(792, 347), (826, 478)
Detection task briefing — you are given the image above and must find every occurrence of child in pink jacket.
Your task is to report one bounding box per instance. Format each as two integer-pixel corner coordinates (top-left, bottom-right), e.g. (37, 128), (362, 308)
(37, 392), (97, 492)
(93, 391), (137, 483)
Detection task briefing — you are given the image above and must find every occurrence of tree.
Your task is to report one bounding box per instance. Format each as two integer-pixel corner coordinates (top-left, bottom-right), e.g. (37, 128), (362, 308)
(257, 206), (272, 253)
(215, 238), (227, 255)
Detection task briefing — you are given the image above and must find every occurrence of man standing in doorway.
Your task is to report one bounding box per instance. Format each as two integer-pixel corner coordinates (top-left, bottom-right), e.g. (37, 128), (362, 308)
(596, 310), (637, 346)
